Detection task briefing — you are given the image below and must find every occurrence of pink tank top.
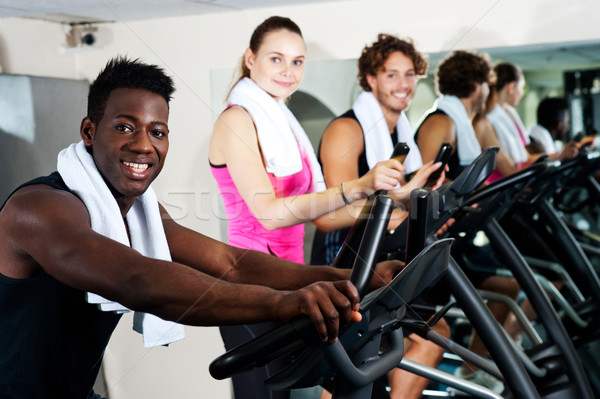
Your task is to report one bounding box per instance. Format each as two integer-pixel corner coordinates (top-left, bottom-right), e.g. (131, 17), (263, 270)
(210, 151), (313, 264)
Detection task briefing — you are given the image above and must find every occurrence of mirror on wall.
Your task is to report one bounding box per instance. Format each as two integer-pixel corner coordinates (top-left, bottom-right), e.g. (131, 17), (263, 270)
(465, 39), (600, 138)
(286, 39), (600, 148)
(209, 39), (600, 253)
(564, 68), (600, 137)
(209, 39), (600, 155)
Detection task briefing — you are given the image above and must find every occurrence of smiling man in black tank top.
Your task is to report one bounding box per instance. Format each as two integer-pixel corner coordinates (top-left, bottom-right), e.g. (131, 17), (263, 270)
(312, 34), (450, 399)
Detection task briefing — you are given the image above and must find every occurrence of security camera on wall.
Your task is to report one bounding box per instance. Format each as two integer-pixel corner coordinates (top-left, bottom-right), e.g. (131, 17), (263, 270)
(81, 32), (96, 46)
(62, 24), (98, 54)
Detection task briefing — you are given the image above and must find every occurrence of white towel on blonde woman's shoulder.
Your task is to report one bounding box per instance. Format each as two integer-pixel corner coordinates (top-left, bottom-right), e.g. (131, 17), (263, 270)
(505, 105), (529, 146)
(352, 91), (423, 174)
(434, 95), (482, 166)
(487, 104), (529, 164)
(228, 77), (326, 192)
(57, 141), (185, 348)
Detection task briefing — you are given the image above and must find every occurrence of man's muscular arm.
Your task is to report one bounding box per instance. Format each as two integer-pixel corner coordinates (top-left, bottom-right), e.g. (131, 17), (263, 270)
(0, 185), (360, 342)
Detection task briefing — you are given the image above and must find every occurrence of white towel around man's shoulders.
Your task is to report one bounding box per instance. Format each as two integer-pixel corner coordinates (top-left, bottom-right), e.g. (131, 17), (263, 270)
(529, 124), (558, 153)
(57, 141), (185, 348)
(228, 77), (326, 192)
(352, 91), (423, 174)
(434, 95), (482, 166)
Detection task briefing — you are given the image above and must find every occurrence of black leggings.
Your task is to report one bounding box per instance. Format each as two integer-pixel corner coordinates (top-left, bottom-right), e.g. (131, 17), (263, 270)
(219, 322), (291, 399)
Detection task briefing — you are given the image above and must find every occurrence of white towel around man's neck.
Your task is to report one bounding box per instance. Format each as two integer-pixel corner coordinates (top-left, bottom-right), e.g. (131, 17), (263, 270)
(228, 77), (325, 192)
(57, 141), (185, 348)
(352, 91), (423, 174)
(529, 124), (558, 153)
(487, 104), (529, 164)
(434, 95), (481, 166)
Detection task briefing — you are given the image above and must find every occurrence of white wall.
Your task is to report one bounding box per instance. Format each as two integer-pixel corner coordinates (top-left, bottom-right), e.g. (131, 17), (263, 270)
(1, 0), (600, 397)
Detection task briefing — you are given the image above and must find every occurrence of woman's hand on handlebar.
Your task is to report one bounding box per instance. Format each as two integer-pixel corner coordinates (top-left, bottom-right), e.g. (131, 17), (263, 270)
(276, 280), (361, 343)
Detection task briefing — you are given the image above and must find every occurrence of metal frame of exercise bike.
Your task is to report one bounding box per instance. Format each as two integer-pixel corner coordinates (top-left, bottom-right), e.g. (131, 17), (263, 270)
(209, 148), (559, 399)
(210, 194), (452, 399)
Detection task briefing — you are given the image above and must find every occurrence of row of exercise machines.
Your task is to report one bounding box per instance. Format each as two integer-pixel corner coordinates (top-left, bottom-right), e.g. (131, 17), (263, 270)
(209, 144), (600, 399)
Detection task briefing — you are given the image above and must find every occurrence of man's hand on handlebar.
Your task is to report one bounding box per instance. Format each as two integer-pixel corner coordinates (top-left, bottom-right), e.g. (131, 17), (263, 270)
(273, 259), (402, 343)
(276, 280), (361, 343)
(388, 161), (444, 204)
(358, 159), (406, 196)
(556, 140), (580, 161)
(370, 260), (405, 289)
(405, 160), (446, 190)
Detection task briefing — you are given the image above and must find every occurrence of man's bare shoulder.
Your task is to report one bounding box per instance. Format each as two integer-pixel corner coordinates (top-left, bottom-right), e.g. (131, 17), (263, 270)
(323, 117), (363, 140)
(418, 113), (456, 141)
(0, 184), (90, 278)
(421, 112), (455, 131)
(4, 184), (89, 222)
(473, 116), (496, 143)
(321, 117), (364, 155)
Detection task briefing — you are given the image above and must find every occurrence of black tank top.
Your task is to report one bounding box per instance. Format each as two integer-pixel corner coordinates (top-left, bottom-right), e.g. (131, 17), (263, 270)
(311, 110), (399, 265)
(0, 172), (122, 398)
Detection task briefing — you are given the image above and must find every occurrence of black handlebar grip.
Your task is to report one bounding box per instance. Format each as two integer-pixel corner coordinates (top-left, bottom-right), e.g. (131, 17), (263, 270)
(405, 189), (429, 263)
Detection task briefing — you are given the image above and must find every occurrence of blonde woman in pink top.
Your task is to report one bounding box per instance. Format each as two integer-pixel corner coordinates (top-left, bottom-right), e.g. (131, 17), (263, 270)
(208, 16), (442, 399)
